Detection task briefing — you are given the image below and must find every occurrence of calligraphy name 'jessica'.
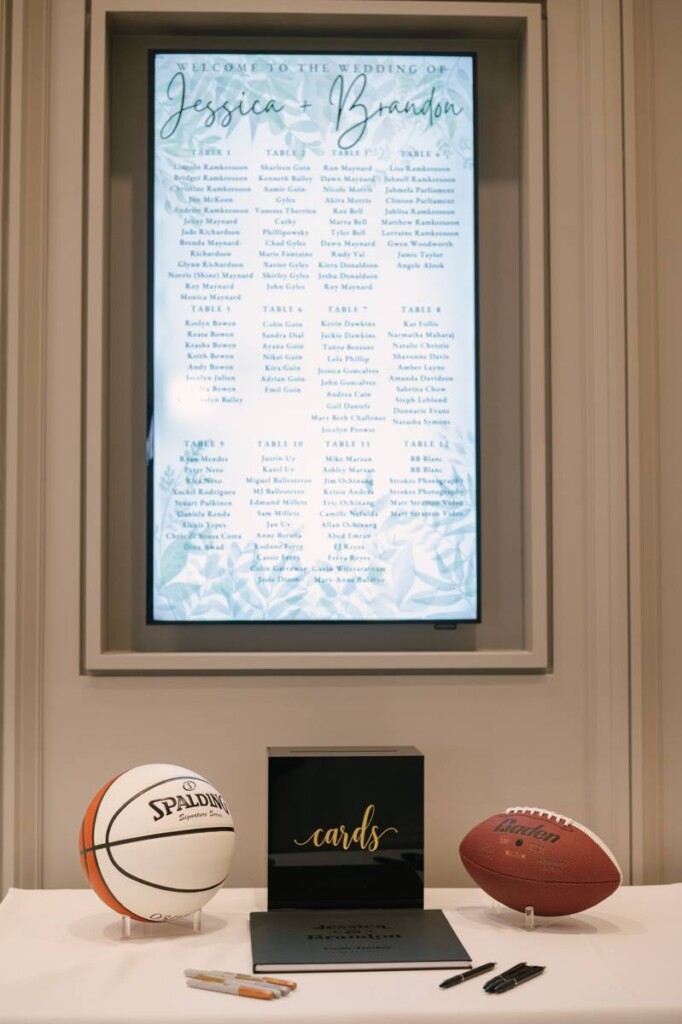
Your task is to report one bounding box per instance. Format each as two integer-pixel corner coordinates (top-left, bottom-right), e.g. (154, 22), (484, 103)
(159, 71), (284, 140)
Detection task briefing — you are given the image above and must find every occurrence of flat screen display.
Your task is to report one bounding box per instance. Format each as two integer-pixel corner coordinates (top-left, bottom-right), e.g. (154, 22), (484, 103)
(149, 50), (479, 624)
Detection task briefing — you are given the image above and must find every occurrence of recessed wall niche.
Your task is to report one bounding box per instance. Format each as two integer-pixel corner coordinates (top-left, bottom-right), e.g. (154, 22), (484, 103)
(83, 0), (547, 673)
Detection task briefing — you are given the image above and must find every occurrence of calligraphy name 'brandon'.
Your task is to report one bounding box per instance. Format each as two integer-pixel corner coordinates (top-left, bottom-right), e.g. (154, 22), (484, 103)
(329, 72), (463, 150)
(159, 71), (284, 140)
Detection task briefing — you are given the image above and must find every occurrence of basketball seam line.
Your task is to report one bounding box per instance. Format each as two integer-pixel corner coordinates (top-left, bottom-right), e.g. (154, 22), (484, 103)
(88, 773), (140, 919)
(103, 860), (230, 894)
(79, 820), (89, 882)
(80, 824), (235, 856)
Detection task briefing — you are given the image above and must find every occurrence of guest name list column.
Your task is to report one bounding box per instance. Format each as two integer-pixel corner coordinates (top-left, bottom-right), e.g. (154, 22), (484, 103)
(152, 54), (478, 622)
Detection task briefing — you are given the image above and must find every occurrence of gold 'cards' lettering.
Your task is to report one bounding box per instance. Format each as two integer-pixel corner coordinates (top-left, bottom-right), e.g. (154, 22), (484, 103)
(293, 803), (398, 852)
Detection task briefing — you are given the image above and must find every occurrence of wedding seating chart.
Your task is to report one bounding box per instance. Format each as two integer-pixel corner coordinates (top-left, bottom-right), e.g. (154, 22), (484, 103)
(150, 52), (479, 623)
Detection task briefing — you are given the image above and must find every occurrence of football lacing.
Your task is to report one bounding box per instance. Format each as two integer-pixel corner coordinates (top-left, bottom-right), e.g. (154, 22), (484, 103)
(504, 806), (623, 882)
(506, 806), (573, 826)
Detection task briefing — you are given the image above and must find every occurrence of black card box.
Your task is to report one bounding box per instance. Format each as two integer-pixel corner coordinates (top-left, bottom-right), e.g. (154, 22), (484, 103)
(267, 746), (424, 910)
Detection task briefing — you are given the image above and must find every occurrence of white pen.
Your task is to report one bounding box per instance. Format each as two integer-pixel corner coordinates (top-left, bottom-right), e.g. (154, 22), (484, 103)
(184, 967), (295, 994)
(186, 976), (279, 1000)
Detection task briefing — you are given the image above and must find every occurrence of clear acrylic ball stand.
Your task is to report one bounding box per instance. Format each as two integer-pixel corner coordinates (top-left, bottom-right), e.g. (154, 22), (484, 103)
(120, 909), (203, 940)
(491, 899), (536, 929)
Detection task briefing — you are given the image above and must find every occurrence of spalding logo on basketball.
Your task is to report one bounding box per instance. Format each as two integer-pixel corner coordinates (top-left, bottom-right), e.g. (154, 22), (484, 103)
(459, 806), (622, 917)
(79, 763), (235, 922)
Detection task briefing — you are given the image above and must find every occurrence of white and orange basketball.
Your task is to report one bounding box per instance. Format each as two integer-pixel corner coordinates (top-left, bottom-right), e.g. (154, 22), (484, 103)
(79, 763), (235, 922)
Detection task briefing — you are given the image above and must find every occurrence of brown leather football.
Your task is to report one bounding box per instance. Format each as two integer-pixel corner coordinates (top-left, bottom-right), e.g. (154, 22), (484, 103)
(459, 807), (622, 916)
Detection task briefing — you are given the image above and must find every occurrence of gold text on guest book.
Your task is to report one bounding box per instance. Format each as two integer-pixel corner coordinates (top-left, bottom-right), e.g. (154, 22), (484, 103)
(293, 803), (399, 852)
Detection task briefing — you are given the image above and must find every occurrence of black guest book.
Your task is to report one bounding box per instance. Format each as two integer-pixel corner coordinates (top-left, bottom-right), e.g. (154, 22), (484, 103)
(250, 907), (470, 972)
(267, 746), (424, 910)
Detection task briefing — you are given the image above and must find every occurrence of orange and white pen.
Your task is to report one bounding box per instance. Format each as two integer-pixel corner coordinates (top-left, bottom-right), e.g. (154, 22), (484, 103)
(185, 968), (296, 997)
(237, 972), (296, 991)
(186, 973), (279, 999)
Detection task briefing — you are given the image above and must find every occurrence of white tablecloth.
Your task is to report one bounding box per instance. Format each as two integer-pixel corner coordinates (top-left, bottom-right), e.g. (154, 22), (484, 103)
(0, 886), (679, 1023)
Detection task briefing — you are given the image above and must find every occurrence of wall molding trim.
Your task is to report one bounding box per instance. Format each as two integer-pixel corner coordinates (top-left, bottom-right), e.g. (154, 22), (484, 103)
(546, 0), (631, 875)
(621, 0), (663, 886)
(1, 0), (51, 893)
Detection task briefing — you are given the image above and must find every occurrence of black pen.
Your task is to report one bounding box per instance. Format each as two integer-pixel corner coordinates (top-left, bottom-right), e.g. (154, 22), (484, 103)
(490, 965), (545, 993)
(439, 962), (496, 989)
(487, 964), (541, 993)
(483, 962), (528, 991)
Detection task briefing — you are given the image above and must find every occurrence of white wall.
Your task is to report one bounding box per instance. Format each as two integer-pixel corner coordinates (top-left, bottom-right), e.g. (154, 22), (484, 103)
(5, 0), (678, 893)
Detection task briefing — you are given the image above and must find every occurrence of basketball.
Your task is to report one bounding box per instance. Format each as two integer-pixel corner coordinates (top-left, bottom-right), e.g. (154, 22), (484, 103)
(79, 763), (235, 922)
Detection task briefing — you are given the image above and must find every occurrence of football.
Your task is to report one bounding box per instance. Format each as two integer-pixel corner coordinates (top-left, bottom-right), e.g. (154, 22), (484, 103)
(459, 806), (622, 916)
